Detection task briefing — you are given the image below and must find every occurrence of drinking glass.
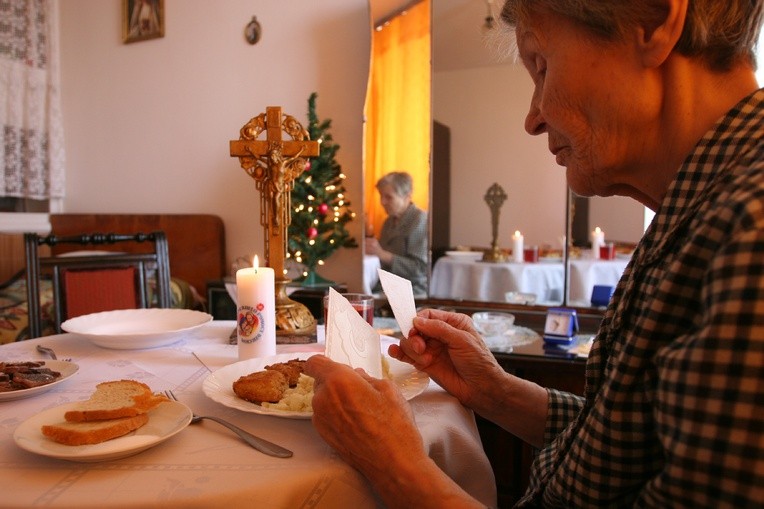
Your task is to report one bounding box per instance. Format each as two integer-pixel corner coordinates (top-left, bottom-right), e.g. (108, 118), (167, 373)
(323, 293), (375, 326)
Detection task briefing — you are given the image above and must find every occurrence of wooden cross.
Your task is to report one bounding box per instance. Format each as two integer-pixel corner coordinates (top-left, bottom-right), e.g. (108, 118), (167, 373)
(230, 106), (319, 275)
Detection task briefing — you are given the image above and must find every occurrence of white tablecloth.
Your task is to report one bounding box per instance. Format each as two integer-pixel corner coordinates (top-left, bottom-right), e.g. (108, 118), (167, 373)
(0, 322), (496, 508)
(363, 254), (381, 295)
(430, 255), (629, 305)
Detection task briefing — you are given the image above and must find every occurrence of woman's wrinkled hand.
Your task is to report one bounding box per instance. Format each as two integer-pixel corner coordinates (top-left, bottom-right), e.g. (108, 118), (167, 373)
(388, 308), (503, 408)
(304, 355), (428, 479)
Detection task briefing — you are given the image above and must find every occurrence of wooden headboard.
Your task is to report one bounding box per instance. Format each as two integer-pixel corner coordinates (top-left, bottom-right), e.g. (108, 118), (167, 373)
(48, 214), (226, 294)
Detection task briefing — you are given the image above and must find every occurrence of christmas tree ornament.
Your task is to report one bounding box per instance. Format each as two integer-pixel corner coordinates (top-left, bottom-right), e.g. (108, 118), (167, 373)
(317, 203), (329, 215)
(308, 227), (318, 239)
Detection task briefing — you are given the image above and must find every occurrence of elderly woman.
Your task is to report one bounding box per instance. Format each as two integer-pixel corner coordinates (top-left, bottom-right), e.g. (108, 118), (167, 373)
(306, 1), (764, 507)
(365, 171), (428, 295)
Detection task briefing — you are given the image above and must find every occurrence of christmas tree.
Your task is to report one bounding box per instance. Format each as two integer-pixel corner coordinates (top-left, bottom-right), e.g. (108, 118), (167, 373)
(287, 92), (358, 286)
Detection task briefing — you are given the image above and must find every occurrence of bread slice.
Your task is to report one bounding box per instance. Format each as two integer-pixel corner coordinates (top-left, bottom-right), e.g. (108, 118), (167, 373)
(64, 380), (168, 422)
(41, 413), (150, 445)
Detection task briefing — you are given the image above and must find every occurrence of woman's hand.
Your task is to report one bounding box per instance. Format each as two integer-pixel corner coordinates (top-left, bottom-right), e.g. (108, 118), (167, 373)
(389, 308), (507, 410)
(305, 355), (427, 476)
(305, 354), (485, 508)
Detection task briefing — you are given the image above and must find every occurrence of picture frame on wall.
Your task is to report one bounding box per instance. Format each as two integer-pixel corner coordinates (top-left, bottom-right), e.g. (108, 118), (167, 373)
(123, 0), (164, 44)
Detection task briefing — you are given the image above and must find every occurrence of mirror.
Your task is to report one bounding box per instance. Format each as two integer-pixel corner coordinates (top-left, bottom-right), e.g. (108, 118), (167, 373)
(366, 0), (645, 308)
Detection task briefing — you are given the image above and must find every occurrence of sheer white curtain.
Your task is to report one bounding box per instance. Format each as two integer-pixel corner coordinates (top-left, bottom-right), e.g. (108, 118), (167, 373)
(0, 0), (65, 200)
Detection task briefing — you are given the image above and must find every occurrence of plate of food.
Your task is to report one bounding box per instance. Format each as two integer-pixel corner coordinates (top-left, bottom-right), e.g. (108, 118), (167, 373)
(13, 380), (192, 462)
(0, 360), (79, 402)
(202, 353), (430, 420)
(61, 308), (213, 350)
(445, 250), (483, 261)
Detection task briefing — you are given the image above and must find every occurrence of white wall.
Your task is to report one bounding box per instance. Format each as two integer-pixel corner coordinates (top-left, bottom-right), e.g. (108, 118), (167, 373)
(434, 63), (567, 249)
(58, 0), (369, 290)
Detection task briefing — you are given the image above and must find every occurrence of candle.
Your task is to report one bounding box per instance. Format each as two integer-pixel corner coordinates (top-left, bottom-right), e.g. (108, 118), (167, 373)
(512, 230), (524, 263)
(236, 255), (276, 360)
(591, 227), (605, 259)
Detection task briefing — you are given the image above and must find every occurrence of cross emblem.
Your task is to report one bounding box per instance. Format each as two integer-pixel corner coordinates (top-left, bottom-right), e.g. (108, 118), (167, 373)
(230, 106), (319, 273)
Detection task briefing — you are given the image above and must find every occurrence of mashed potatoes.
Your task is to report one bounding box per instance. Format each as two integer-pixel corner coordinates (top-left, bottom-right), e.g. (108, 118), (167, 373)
(261, 374), (315, 412)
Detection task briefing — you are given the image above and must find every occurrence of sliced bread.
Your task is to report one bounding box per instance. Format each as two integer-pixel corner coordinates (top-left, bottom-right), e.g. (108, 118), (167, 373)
(41, 413), (150, 445)
(64, 379), (168, 422)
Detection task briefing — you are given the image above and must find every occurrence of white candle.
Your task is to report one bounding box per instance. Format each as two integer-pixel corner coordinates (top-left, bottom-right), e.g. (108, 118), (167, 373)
(236, 255), (276, 360)
(591, 227), (605, 259)
(512, 230), (524, 263)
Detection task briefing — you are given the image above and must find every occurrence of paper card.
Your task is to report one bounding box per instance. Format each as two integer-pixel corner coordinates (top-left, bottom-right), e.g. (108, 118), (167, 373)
(324, 288), (383, 378)
(377, 269), (417, 338)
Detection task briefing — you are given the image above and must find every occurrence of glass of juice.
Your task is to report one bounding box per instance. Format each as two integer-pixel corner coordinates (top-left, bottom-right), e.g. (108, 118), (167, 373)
(323, 293), (375, 326)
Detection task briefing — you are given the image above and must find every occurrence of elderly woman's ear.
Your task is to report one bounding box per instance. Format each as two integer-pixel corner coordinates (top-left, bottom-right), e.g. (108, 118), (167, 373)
(636, 0), (688, 68)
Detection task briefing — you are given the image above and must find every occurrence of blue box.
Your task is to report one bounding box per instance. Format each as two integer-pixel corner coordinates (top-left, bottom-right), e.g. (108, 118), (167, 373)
(590, 285), (614, 307)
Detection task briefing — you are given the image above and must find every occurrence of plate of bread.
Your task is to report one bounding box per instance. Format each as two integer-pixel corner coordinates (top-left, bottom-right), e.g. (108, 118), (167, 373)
(61, 309), (213, 350)
(0, 360), (79, 401)
(14, 380), (192, 462)
(202, 353), (430, 420)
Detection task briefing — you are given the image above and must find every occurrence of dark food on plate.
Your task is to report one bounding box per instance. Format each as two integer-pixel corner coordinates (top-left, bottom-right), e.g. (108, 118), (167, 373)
(0, 361), (62, 392)
(264, 359), (306, 387)
(232, 359), (306, 404)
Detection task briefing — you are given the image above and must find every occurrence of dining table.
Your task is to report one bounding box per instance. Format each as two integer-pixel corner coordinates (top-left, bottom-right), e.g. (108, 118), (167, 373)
(363, 254), (381, 295)
(429, 254), (630, 305)
(0, 320), (497, 508)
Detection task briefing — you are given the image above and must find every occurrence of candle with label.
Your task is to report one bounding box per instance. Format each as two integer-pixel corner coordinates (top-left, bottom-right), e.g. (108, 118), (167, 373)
(236, 255), (276, 360)
(512, 230), (524, 263)
(591, 227), (605, 259)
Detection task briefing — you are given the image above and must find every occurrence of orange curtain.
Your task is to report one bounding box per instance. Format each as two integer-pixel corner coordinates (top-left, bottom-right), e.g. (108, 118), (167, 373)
(364, 0), (431, 237)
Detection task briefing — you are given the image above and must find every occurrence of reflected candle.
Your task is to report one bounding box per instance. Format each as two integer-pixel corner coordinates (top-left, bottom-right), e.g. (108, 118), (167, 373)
(512, 230), (524, 263)
(236, 255), (276, 360)
(591, 227), (605, 259)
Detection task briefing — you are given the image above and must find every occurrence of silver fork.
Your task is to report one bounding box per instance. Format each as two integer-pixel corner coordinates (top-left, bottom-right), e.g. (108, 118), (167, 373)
(36, 345), (72, 362)
(163, 390), (293, 458)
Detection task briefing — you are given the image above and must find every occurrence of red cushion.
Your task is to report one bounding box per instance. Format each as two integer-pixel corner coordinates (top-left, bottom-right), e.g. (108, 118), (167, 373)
(63, 267), (138, 319)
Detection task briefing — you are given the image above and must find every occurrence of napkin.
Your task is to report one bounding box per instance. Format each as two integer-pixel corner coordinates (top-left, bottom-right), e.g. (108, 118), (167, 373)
(377, 269), (417, 338)
(324, 288), (383, 378)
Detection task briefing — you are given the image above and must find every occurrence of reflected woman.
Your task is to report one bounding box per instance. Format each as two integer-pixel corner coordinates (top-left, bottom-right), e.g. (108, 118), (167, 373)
(365, 172), (428, 296)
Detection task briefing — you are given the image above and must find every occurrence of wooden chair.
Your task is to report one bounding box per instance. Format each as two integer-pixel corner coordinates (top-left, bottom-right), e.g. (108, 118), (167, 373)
(24, 231), (172, 338)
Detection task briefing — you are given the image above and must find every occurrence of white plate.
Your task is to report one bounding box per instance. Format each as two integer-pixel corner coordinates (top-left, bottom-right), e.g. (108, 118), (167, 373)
(61, 309), (213, 349)
(0, 360), (79, 402)
(203, 353), (430, 420)
(445, 251), (482, 261)
(13, 400), (192, 462)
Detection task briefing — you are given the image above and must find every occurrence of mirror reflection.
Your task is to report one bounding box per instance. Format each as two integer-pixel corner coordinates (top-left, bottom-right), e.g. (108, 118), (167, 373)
(366, 0), (646, 308)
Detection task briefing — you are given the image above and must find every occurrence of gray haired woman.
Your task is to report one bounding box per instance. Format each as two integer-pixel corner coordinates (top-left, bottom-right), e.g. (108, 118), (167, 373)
(306, 1), (764, 507)
(365, 171), (428, 295)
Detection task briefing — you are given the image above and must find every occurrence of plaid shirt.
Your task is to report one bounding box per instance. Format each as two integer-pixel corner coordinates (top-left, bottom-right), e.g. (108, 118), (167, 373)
(517, 88), (764, 508)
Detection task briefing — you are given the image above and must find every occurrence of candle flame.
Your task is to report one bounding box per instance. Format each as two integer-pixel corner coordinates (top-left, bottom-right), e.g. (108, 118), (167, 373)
(252, 255), (259, 269)
(514, 230), (521, 236)
(594, 227), (602, 234)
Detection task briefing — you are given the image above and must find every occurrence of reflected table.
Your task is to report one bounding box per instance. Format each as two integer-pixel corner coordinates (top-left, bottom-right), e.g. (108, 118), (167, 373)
(430, 255), (629, 305)
(363, 254), (381, 294)
(0, 321), (496, 508)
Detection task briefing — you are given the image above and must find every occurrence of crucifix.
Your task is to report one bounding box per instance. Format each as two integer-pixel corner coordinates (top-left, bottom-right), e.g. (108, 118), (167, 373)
(230, 106), (320, 337)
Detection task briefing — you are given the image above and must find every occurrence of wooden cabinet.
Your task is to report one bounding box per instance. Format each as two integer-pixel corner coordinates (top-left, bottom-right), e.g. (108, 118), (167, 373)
(477, 344), (586, 508)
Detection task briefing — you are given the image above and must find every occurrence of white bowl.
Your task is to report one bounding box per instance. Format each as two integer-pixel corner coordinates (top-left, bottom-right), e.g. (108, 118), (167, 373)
(471, 311), (515, 337)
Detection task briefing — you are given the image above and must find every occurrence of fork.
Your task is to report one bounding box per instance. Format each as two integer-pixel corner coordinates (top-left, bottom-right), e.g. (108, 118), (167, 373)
(36, 345), (72, 362)
(163, 390), (293, 458)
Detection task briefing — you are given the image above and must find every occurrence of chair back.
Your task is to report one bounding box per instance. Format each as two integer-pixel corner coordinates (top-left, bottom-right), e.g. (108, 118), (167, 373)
(24, 231), (172, 338)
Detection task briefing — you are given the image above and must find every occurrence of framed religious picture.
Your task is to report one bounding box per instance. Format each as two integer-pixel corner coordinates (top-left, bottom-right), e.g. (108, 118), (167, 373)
(123, 0), (164, 44)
